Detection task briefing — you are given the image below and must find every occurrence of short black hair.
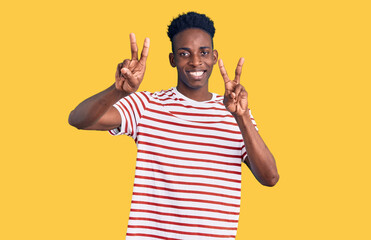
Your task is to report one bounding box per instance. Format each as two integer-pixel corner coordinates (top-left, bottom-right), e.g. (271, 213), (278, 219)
(167, 12), (216, 51)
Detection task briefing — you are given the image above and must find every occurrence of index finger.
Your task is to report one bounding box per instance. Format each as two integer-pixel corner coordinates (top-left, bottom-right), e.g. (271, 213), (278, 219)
(218, 59), (230, 83)
(130, 33), (138, 60)
(139, 37), (150, 64)
(234, 57), (245, 84)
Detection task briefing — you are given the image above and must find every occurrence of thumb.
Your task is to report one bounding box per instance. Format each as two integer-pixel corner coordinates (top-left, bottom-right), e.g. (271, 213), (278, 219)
(230, 92), (236, 100)
(121, 68), (134, 80)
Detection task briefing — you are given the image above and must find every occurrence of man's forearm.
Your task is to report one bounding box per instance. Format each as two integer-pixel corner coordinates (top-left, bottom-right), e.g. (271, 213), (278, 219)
(68, 84), (128, 129)
(234, 112), (279, 186)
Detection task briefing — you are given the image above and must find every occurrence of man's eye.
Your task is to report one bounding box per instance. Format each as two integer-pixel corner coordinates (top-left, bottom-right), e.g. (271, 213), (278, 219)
(179, 52), (189, 57)
(201, 51), (209, 56)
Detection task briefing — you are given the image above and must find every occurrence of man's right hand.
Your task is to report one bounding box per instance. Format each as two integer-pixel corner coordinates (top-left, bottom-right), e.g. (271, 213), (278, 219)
(115, 33), (150, 94)
(69, 33), (150, 130)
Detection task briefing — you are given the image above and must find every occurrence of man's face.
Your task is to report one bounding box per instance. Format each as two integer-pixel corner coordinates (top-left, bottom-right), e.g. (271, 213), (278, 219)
(169, 28), (218, 91)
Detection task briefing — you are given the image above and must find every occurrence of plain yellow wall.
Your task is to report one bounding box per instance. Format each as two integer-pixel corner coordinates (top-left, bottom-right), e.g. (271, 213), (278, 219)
(1, 0), (370, 239)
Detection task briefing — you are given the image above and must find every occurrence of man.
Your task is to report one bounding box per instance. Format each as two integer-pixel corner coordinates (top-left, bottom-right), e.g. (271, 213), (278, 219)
(69, 12), (278, 240)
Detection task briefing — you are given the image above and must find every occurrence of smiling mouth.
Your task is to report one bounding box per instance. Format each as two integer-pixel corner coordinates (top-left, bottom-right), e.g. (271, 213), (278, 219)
(188, 70), (206, 78)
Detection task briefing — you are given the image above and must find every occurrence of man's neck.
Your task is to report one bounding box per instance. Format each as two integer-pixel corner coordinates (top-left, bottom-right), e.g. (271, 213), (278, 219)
(176, 85), (213, 102)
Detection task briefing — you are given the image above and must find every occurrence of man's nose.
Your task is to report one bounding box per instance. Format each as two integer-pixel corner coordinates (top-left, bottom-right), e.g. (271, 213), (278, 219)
(189, 54), (202, 66)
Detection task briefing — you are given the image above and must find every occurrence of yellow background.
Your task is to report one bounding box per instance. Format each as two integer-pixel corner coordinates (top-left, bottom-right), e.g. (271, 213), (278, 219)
(1, 0), (370, 239)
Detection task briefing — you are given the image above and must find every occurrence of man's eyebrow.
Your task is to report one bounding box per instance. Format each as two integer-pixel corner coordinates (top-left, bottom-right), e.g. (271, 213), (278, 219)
(177, 46), (211, 51)
(177, 47), (191, 51)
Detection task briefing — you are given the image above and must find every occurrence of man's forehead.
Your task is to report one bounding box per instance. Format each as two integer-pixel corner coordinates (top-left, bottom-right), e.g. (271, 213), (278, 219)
(175, 28), (211, 39)
(173, 28), (212, 47)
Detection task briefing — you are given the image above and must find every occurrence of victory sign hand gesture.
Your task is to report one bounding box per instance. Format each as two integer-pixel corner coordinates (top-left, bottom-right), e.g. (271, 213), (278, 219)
(219, 58), (248, 116)
(115, 33), (150, 94)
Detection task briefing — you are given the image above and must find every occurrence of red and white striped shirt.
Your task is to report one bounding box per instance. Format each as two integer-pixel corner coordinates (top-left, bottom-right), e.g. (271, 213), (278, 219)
(109, 87), (257, 240)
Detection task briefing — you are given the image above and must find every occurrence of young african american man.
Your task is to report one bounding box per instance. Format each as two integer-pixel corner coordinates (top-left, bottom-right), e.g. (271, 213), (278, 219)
(69, 12), (279, 240)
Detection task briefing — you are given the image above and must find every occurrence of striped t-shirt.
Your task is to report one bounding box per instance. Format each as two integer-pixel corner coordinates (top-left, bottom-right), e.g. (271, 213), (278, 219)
(109, 87), (257, 240)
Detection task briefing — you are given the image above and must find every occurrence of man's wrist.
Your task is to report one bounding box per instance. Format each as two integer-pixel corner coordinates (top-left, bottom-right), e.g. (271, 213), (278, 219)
(232, 109), (249, 119)
(110, 84), (131, 99)
(233, 109), (254, 128)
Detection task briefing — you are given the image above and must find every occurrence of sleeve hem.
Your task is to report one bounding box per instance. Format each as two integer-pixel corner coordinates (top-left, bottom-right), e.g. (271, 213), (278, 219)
(108, 103), (126, 136)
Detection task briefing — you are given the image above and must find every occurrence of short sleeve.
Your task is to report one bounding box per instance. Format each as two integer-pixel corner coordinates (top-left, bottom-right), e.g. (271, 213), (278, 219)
(108, 91), (150, 139)
(241, 109), (258, 162)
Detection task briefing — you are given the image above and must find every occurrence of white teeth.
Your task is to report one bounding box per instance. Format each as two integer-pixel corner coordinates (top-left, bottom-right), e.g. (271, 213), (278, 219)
(189, 71), (204, 77)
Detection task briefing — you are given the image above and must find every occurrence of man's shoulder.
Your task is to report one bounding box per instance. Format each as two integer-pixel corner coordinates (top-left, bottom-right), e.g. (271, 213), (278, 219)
(135, 87), (174, 96)
(145, 87), (180, 101)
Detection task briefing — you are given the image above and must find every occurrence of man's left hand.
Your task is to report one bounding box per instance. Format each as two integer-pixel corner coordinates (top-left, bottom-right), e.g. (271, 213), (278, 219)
(218, 58), (248, 116)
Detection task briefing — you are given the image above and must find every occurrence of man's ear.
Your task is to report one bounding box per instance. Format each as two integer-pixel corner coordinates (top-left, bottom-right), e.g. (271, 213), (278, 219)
(212, 49), (218, 65)
(169, 53), (176, 68)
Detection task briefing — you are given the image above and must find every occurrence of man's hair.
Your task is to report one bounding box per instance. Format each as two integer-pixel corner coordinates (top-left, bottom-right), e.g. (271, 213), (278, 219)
(167, 12), (216, 52)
